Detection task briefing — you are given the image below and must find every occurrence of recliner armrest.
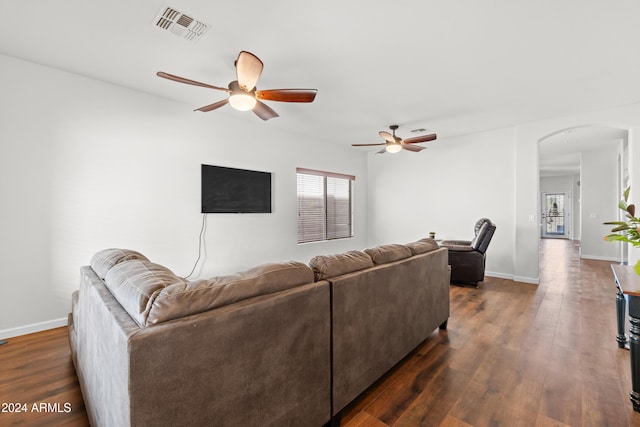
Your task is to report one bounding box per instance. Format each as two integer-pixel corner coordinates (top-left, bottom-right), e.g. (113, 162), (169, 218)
(440, 239), (472, 246)
(441, 244), (475, 252)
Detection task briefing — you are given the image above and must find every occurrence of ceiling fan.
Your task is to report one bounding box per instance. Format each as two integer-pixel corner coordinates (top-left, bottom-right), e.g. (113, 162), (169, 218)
(157, 51), (317, 120)
(352, 125), (437, 154)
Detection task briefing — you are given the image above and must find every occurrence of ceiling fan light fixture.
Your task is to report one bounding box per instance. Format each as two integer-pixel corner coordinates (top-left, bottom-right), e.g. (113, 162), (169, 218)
(386, 143), (402, 153)
(158, 52), (316, 120)
(228, 93), (257, 111)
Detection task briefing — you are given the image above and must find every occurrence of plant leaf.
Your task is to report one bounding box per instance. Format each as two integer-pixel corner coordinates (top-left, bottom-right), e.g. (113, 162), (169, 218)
(629, 204), (636, 217)
(605, 234), (629, 242)
(625, 186), (631, 202)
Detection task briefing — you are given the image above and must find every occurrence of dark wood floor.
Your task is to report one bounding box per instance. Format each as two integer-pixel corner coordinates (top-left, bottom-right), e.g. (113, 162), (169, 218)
(1, 239), (639, 426)
(341, 239), (640, 427)
(0, 325), (88, 426)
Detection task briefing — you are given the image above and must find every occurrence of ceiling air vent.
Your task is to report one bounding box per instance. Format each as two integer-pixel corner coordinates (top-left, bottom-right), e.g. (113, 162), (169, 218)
(154, 6), (210, 42)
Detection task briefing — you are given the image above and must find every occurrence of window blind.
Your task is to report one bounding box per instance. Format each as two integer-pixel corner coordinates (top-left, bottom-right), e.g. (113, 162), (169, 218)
(297, 173), (325, 243)
(326, 176), (351, 240)
(297, 169), (354, 243)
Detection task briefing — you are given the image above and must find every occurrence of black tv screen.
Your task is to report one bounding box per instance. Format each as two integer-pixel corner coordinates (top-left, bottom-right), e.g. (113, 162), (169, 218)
(201, 164), (272, 213)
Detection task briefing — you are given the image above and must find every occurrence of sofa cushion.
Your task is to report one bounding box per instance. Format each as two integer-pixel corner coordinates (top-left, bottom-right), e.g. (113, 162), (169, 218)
(90, 248), (149, 279)
(103, 259), (186, 327)
(309, 251), (374, 281)
(406, 239), (439, 255)
(146, 261), (314, 326)
(364, 244), (412, 265)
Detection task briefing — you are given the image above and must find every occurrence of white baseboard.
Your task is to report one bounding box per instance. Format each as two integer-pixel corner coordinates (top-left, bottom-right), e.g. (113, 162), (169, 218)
(485, 271), (540, 285)
(0, 318), (67, 340)
(512, 275), (540, 285)
(580, 254), (619, 262)
(485, 271), (512, 280)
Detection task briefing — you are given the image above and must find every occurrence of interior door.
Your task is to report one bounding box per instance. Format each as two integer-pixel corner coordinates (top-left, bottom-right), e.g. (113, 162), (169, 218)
(541, 192), (570, 238)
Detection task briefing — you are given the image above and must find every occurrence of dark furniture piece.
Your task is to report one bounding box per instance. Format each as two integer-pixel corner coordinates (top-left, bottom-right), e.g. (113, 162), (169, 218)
(611, 264), (640, 412)
(441, 218), (496, 286)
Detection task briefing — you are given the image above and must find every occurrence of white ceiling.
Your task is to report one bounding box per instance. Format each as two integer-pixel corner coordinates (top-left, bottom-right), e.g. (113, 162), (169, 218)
(1, 1), (638, 163)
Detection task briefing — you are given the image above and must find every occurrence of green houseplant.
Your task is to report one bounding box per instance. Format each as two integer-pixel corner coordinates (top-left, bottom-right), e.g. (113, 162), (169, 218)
(604, 187), (640, 273)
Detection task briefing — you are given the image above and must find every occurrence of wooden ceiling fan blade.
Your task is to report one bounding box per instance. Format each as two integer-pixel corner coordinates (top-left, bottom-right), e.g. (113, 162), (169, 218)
(351, 143), (386, 147)
(402, 144), (426, 152)
(404, 133), (437, 144)
(195, 99), (229, 112)
(375, 148), (387, 154)
(156, 72), (229, 92)
(236, 51), (263, 92)
(252, 100), (279, 120)
(256, 89), (317, 103)
(379, 131), (395, 143)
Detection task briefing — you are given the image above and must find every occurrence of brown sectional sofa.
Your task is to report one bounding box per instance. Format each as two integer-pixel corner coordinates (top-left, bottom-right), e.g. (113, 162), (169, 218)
(69, 249), (331, 427)
(68, 240), (449, 426)
(309, 240), (450, 420)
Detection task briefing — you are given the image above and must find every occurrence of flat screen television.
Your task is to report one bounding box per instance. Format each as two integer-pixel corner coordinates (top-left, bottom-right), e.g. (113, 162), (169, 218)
(201, 164), (272, 213)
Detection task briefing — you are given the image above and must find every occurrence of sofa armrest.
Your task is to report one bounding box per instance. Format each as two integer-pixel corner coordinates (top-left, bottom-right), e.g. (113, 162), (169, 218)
(440, 239), (472, 246)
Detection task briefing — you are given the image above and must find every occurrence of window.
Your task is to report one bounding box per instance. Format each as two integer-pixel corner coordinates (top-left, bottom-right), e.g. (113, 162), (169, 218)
(297, 168), (355, 243)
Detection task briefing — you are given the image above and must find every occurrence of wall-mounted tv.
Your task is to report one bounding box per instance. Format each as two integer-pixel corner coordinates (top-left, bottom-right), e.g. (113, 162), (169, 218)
(201, 164), (272, 213)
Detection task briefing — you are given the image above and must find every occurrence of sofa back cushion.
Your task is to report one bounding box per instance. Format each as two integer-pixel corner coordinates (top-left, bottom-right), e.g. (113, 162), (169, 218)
(406, 239), (439, 255)
(103, 257), (315, 327)
(364, 244), (412, 265)
(104, 260), (187, 327)
(309, 250), (374, 281)
(149, 261), (314, 325)
(90, 248), (149, 279)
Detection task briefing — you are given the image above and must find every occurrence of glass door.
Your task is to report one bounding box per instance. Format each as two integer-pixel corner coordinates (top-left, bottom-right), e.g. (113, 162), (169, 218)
(542, 192), (569, 238)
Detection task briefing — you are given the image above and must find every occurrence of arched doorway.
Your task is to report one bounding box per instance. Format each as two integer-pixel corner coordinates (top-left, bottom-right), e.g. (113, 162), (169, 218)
(538, 124), (628, 262)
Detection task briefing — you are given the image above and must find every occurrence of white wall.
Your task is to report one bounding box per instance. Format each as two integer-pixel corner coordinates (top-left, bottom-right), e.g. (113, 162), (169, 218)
(572, 175), (581, 241)
(5, 50), (640, 336)
(0, 54), (369, 337)
(580, 147), (620, 260)
(366, 127), (516, 280)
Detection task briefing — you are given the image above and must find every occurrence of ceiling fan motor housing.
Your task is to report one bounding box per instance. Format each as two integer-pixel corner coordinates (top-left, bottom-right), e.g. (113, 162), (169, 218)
(228, 81), (257, 111)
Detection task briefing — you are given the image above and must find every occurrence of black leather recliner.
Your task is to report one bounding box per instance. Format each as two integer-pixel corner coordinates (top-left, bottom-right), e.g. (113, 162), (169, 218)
(441, 218), (496, 286)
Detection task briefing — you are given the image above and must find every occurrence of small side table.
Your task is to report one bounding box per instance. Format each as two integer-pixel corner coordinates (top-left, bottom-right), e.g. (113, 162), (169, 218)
(611, 264), (640, 412)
